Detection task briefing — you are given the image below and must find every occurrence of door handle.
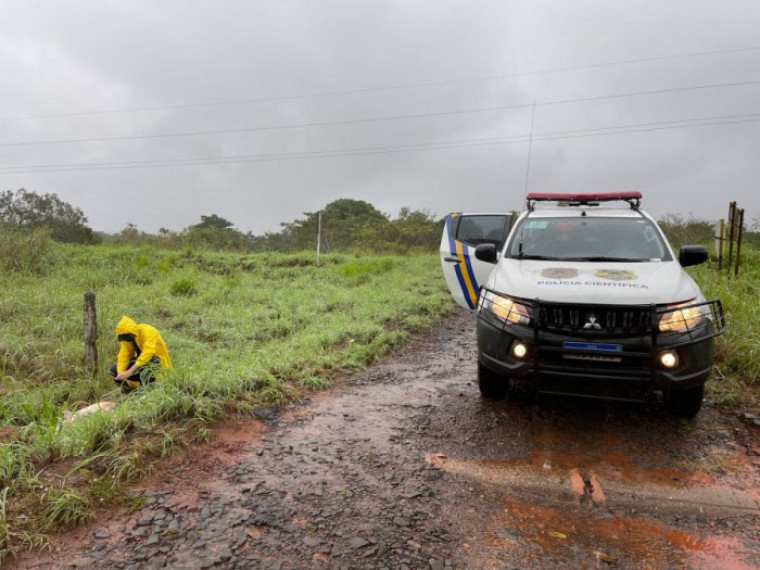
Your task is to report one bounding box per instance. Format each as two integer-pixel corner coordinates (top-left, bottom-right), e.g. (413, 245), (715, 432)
(443, 256), (459, 263)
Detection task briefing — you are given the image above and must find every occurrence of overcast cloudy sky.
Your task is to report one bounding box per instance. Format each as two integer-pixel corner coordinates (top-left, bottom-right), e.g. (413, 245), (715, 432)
(1, 1), (758, 235)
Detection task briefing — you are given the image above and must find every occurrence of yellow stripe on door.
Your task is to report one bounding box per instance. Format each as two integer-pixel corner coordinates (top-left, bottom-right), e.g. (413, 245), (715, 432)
(455, 240), (478, 306)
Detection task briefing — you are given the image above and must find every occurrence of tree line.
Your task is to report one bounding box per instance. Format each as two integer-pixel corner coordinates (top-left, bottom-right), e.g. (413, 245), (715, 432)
(106, 198), (444, 253)
(0, 190), (444, 253)
(3, 188), (758, 253)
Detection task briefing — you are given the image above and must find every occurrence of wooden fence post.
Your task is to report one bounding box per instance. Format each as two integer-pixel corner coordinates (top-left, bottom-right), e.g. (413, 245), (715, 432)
(727, 202), (736, 272)
(83, 290), (97, 376)
(735, 208), (745, 278)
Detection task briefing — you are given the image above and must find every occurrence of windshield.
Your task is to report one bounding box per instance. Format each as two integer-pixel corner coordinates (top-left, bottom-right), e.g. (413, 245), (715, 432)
(505, 216), (672, 262)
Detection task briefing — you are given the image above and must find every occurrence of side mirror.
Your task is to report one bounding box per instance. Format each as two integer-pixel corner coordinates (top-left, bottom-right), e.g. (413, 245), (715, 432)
(679, 245), (708, 267)
(475, 243), (497, 263)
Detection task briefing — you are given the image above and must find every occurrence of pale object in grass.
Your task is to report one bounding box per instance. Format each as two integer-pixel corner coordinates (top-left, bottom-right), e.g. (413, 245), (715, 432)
(63, 401), (117, 422)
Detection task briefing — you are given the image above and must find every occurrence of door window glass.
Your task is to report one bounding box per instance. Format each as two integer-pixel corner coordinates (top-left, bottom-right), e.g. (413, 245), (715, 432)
(455, 216), (510, 249)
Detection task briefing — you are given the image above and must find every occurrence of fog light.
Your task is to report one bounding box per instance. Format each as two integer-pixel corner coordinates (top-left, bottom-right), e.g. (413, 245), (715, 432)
(511, 341), (528, 360)
(659, 351), (678, 369)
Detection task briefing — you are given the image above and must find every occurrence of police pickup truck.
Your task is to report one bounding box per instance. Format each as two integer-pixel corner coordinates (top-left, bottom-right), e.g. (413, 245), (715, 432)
(440, 192), (725, 416)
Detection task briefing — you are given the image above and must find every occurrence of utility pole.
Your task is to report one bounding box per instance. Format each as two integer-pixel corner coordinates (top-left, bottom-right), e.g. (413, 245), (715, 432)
(316, 210), (322, 263)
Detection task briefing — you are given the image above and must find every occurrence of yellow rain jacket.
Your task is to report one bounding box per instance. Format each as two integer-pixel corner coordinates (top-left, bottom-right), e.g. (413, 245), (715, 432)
(115, 316), (172, 373)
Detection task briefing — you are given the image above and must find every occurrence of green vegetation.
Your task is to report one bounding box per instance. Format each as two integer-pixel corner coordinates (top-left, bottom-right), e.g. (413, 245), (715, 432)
(657, 213), (715, 251)
(0, 189), (96, 244)
(0, 236), (451, 561)
(1, 190), (445, 253)
(0, 225), (55, 274)
(106, 198), (444, 253)
(43, 488), (94, 530)
(658, 215), (760, 405)
(687, 246), (760, 405)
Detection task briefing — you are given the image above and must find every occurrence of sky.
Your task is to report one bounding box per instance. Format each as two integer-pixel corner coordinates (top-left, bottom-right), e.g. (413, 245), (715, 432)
(1, 0), (759, 235)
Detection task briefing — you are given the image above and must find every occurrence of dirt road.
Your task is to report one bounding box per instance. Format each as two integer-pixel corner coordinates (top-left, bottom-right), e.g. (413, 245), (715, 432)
(14, 308), (760, 569)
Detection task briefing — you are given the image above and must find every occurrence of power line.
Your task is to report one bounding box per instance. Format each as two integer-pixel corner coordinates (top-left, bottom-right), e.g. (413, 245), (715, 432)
(1, 111), (759, 175)
(3, 113), (759, 173)
(2, 78), (760, 149)
(540, 78), (760, 107)
(535, 111), (760, 139)
(0, 104), (525, 147)
(2, 46), (759, 122)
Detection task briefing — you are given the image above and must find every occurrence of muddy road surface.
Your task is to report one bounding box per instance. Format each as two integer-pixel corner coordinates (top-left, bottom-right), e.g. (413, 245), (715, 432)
(14, 308), (760, 569)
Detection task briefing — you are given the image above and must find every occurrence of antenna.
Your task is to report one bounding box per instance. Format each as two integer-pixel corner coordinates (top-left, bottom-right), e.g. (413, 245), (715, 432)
(522, 100), (537, 202)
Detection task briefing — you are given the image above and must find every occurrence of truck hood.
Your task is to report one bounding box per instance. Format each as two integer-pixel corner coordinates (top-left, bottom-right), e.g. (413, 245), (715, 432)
(488, 259), (702, 305)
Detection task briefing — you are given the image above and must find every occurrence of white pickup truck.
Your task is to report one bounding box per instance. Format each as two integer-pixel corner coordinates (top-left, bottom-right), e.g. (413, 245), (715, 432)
(440, 192), (725, 416)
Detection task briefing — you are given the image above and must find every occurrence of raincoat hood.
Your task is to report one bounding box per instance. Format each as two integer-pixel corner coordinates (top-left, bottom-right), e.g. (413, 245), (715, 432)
(115, 316), (138, 336)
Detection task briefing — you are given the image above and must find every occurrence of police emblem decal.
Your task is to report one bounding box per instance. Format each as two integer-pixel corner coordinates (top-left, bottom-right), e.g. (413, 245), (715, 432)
(594, 269), (637, 281)
(541, 267), (579, 280)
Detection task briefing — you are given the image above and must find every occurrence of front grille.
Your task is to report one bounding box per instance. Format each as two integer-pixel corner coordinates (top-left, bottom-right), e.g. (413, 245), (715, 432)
(538, 304), (653, 334)
(540, 348), (652, 377)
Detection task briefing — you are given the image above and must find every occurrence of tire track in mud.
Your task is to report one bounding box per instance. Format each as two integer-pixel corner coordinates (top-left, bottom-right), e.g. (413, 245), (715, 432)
(12, 308), (760, 569)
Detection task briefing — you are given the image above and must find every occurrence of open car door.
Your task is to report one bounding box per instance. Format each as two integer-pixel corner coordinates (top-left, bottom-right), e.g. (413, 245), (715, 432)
(440, 213), (514, 309)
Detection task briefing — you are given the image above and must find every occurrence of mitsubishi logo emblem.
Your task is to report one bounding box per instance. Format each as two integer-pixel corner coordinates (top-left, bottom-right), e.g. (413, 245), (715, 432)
(583, 314), (602, 330)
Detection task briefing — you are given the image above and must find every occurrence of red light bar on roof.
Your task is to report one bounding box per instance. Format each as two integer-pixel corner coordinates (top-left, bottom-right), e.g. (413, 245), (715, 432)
(527, 192), (642, 202)
(526, 191), (642, 210)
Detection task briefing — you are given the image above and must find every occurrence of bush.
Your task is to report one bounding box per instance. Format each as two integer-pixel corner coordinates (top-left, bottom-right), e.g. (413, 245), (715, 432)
(338, 258), (395, 281)
(170, 276), (197, 297)
(658, 214), (714, 251)
(0, 226), (53, 274)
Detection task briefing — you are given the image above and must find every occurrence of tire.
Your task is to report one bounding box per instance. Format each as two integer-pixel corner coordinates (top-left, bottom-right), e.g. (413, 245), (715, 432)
(666, 384), (704, 417)
(478, 362), (508, 400)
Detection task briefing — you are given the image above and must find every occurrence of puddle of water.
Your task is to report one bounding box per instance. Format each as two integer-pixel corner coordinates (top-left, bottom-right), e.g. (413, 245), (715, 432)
(462, 454), (700, 488)
(431, 453), (759, 567)
(496, 498), (756, 569)
(689, 536), (759, 570)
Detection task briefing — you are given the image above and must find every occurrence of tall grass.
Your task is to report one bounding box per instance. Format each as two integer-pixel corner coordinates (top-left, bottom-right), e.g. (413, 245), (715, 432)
(0, 226), (55, 274)
(688, 246), (760, 403)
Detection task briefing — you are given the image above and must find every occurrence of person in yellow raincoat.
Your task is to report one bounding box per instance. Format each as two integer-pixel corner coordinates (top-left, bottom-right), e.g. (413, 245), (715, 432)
(109, 316), (172, 392)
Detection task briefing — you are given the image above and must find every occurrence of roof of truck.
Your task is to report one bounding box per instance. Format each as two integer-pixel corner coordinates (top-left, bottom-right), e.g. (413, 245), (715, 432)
(525, 207), (647, 219)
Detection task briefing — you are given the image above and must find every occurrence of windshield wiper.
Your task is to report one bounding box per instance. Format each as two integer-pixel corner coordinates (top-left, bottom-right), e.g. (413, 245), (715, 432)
(515, 254), (559, 260)
(569, 256), (644, 262)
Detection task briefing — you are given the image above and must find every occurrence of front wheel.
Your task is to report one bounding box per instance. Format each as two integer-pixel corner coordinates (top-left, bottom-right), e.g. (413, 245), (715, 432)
(478, 362), (508, 400)
(666, 384), (704, 417)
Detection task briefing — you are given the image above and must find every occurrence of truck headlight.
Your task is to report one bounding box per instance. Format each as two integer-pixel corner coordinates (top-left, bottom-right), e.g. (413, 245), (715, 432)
(659, 302), (705, 333)
(480, 291), (531, 326)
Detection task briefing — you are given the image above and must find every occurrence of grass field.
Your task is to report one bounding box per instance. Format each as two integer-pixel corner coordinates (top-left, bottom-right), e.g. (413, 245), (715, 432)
(0, 235), (757, 561)
(0, 242), (452, 560)
(688, 245), (760, 405)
